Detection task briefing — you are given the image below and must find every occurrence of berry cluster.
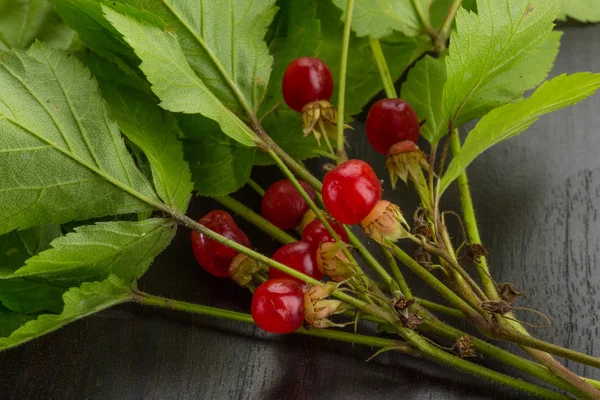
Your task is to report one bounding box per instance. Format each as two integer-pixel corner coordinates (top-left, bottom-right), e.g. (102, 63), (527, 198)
(191, 57), (423, 334)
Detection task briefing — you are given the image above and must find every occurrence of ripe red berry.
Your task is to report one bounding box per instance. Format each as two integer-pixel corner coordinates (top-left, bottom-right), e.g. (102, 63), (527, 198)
(269, 241), (322, 283)
(366, 98), (420, 155)
(191, 210), (251, 277)
(302, 219), (349, 252)
(251, 278), (305, 334)
(282, 57), (334, 112)
(322, 160), (382, 225)
(261, 179), (316, 230)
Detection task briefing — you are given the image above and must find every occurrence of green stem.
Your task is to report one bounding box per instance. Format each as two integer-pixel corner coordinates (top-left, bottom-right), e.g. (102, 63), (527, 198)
(334, 291), (568, 400)
(133, 291), (417, 353)
(382, 246), (411, 298)
(388, 242), (484, 323)
(335, 0), (354, 162)
(410, 0), (440, 48)
(213, 195), (296, 245)
(369, 39), (397, 98)
(438, 0), (463, 48)
(347, 231), (398, 292)
(318, 119), (336, 156)
(246, 178), (265, 197)
(449, 133), (498, 299)
(417, 299), (464, 319)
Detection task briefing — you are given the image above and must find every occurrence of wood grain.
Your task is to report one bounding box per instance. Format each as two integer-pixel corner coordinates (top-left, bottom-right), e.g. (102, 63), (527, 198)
(1, 23), (599, 400)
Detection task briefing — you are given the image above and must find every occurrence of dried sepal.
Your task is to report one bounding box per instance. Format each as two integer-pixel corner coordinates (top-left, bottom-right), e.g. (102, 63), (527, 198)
(452, 336), (476, 358)
(466, 243), (489, 261)
(301, 100), (350, 146)
(479, 300), (512, 315)
(304, 282), (346, 328)
(316, 241), (355, 281)
(497, 283), (525, 304)
(361, 200), (410, 245)
(228, 254), (268, 287)
(386, 141), (429, 188)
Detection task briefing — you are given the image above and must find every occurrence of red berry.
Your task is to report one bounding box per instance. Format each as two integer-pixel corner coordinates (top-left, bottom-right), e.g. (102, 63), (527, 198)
(191, 210), (251, 277)
(251, 278), (305, 334)
(269, 241), (322, 283)
(261, 180), (316, 230)
(322, 160), (382, 225)
(366, 98), (420, 155)
(282, 57), (334, 112)
(302, 219), (349, 252)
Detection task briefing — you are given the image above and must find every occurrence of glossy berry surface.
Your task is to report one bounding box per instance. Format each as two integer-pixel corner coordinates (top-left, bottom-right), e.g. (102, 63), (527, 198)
(269, 241), (322, 282)
(282, 57), (334, 112)
(302, 219), (349, 252)
(366, 98), (420, 155)
(261, 180), (316, 230)
(251, 278), (305, 334)
(322, 160), (382, 225)
(191, 210), (251, 277)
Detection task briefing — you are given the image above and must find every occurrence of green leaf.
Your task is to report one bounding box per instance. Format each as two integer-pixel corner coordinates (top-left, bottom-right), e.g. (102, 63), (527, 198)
(7, 219), (176, 286)
(0, 307), (38, 337)
(103, 5), (258, 147)
(18, 224), (62, 256)
(455, 31), (562, 128)
(50, 0), (137, 65)
(560, 0), (600, 22)
(401, 55), (447, 143)
(0, 229), (66, 314)
(114, 0), (277, 117)
(0, 43), (159, 234)
(0, 275), (132, 351)
(0, 0), (78, 50)
(441, 73), (600, 193)
(331, 0), (426, 38)
(83, 54), (193, 213)
(179, 115), (255, 196)
(443, 0), (559, 124)
(0, 279), (65, 314)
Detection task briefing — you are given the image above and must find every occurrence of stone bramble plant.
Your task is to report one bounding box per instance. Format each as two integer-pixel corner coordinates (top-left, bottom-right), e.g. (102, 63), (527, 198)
(1, 0), (600, 398)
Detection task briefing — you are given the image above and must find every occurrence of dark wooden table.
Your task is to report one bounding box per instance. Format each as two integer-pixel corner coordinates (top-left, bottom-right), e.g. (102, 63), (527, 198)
(1, 23), (599, 400)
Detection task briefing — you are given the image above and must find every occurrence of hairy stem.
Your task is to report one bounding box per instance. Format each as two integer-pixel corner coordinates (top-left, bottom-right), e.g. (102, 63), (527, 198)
(213, 195), (296, 244)
(382, 246), (412, 298)
(335, 0), (354, 162)
(437, 0), (463, 51)
(369, 38), (397, 98)
(246, 178), (265, 197)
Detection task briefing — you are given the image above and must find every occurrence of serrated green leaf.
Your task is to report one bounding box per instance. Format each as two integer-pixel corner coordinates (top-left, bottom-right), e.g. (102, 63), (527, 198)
(178, 115), (255, 196)
(0, 275), (132, 351)
(18, 224), (62, 256)
(560, 0), (600, 22)
(7, 219), (176, 286)
(0, 307), (38, 337)
(0, 43), (159, 234)
(0, 0), (78, 50)
(331, 0), (426, 38)
(83, 54), (193, 213)
(401, 55), (447, 143)
(456, 31), (562, 128)
(441, 73), (600, 193)
(50, 0), (137, 65)
(0, 229), (66, 314)
(103, 5), (258, 147)
(114, 0), (277, 116)
(443, 0), (559, 124)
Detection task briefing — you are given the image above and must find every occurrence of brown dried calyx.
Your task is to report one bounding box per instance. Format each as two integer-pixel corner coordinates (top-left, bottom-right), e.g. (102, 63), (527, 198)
(301, 100), (351, 146)
(452, 336), (476, 358)
(465, 243), (489, 261)
(386, 140), (429, 188)
(479, 300), (513, 315)
(393, 292), (423, 329)
(497, 283), (525, 305)
(360, 200), (410, 245)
